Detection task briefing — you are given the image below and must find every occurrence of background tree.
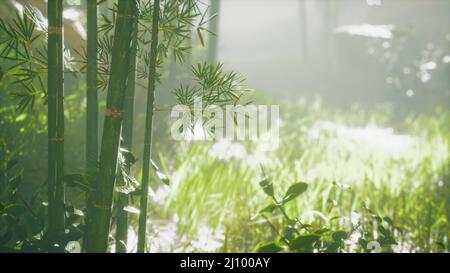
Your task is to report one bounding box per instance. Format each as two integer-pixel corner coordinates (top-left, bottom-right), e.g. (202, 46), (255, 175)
(207, 0), (220, 63)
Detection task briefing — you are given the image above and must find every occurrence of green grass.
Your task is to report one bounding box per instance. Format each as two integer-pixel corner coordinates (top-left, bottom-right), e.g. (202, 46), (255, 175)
(142, 98), (449, 253)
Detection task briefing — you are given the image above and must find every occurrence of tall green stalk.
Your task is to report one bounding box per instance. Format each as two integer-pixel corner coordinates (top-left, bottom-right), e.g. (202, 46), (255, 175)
(137, 0), (161, 253)
(87, 0), (137, 253)
(47, 0), (65, 246)
(86, 0), (98, 185)
(83, 0), (98, 252)
(115, 2), (139, 254)
(207, 0), (220, 63)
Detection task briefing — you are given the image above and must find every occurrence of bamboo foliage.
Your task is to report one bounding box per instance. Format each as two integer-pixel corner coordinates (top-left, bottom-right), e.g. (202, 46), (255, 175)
(47, 0), (65, 246)
(0, 6), (48, 112)
(137, 0), (161, 253)
(87, 0), (137, 253)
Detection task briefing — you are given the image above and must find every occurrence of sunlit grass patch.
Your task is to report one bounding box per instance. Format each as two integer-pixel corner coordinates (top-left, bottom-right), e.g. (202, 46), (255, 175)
(148, 99), (449, 252)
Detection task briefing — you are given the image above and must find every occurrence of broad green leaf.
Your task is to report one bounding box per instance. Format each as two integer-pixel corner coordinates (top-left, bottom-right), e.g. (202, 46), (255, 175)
(332, 230), (348, 242)
(256, 242), (284, 253)
(282, 182), (308, 204)
(291, 234), (321, 252)
(259, 204), (277, 214)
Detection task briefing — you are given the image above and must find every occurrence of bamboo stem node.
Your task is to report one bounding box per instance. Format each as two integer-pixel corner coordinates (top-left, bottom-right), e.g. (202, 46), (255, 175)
(48, 137), (64, 142)
(48, 26), (63, 35)
(116, 13), (138, 20)
(93, 203), (111, 210)
(105, 108), (124, 118)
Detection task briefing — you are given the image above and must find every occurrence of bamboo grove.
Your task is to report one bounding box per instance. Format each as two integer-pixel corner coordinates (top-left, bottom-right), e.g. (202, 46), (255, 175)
(0, 0), (249, 253)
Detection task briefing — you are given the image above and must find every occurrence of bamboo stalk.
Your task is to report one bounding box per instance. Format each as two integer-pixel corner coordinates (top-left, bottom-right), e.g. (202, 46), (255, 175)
(47, 0), (65, 248)
(207, 0), (220, 63)
(87, 0), (137, 253)
(83, 0), (99, 252)
(86, 0), (98, 184)
(115, 1), (139, 254)
(137, 0), (161, 253)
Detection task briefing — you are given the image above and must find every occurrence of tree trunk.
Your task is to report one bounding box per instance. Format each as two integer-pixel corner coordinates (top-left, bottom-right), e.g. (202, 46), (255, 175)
(47, 0), (65, 248)
(137, 0), (161, 253)
(115, 2), (139, 254)
(87, 0), (137, 253)
(207, 0), (220, 63)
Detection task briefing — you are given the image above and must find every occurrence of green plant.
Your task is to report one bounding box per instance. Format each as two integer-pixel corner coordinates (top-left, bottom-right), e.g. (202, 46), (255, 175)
(135, 0), (234, 252)
(254, 169), (401, 253)
(159, 100), (448, 253)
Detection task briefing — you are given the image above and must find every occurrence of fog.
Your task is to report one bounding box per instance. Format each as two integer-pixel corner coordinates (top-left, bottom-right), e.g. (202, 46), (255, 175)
(215, 0), (450, 110)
